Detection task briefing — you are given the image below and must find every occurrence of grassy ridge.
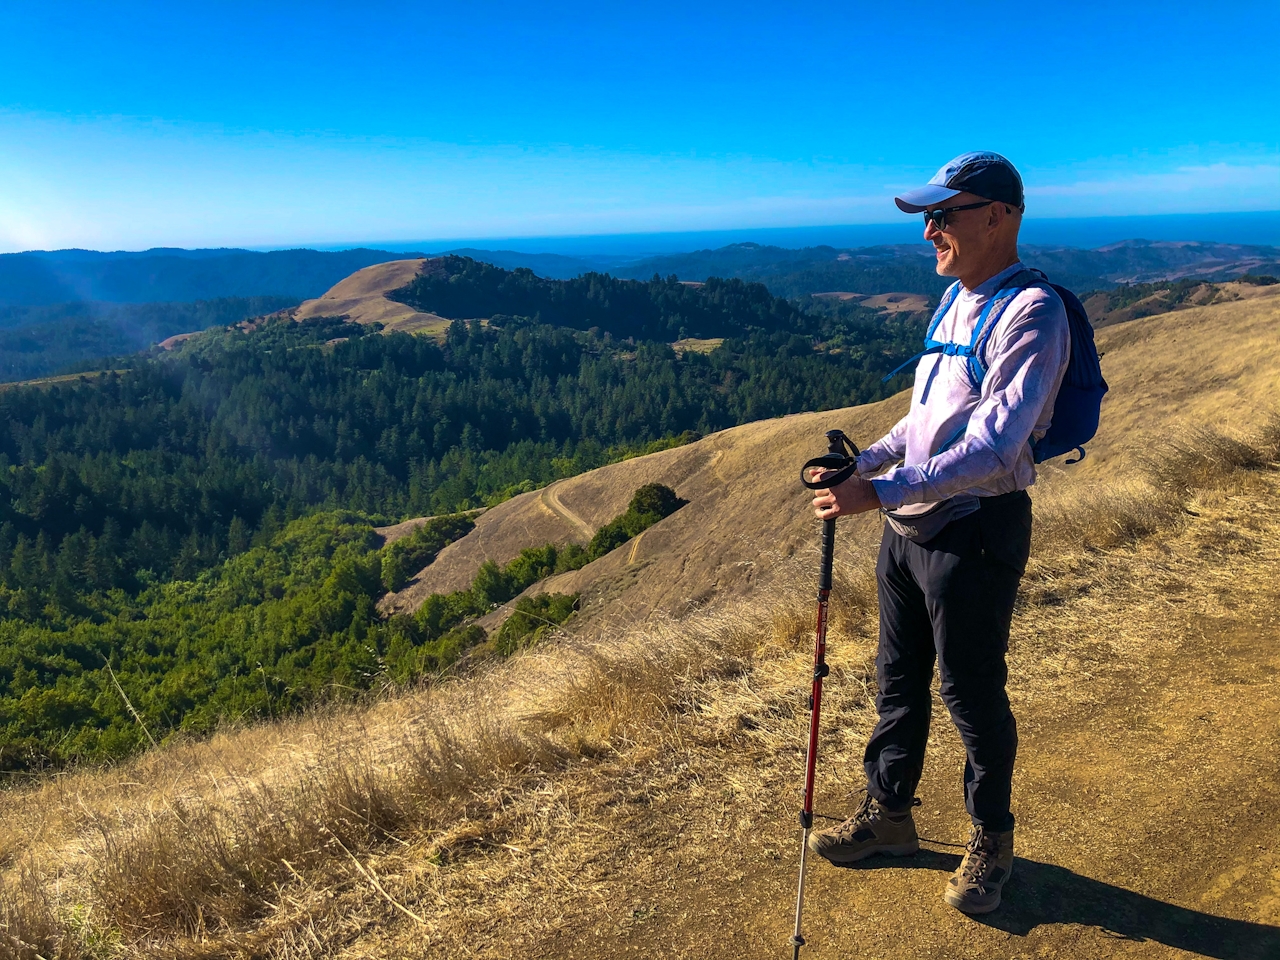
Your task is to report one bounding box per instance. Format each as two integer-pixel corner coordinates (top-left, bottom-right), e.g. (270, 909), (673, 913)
(405, 483), (686, 662)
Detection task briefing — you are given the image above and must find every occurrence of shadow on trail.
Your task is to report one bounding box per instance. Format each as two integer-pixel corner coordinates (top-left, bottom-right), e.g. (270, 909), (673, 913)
(837, 849), (1280, 960)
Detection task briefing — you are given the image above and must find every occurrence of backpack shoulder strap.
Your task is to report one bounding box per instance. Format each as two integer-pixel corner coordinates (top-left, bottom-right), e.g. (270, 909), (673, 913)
(925, 281), (963, 344)
(966, 270), (1058, 385)
(880, 281), (963, 383)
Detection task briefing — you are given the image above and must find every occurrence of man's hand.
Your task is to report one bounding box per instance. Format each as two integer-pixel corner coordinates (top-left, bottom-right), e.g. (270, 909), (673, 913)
(811, 471), (881, 519)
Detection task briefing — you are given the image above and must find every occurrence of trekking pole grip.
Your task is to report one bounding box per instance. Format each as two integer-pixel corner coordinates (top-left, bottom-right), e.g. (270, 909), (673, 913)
(818, 518), (835, 593)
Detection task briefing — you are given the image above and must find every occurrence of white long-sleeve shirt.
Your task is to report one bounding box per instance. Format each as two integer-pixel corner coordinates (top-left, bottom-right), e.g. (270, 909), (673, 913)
(859, 261), (1071, 511)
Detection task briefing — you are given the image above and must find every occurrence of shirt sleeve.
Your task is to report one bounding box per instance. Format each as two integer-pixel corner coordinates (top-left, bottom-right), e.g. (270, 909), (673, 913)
(856, 414), (909, 475)
(870, 291), (1070, 509)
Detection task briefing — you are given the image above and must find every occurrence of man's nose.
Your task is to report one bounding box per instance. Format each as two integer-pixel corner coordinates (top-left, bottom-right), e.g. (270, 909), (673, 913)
(923, 218), (943, 242)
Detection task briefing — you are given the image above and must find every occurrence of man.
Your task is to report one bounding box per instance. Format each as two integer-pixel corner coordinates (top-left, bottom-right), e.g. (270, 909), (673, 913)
(807, 152), (1069, 914)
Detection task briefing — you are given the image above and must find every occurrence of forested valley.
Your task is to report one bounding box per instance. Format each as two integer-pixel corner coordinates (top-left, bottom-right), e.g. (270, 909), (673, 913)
(0, 262), (928, 769)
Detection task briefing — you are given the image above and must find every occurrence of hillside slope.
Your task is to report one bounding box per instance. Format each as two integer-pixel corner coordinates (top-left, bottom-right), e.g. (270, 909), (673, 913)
(384, 284), (1280, 637)
(0, 288), (1278, 959)
(379, 402), (899, 624)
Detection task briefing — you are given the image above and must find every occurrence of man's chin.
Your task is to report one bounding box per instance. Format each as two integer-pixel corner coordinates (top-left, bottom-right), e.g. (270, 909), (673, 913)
(934, 257), (958, 278)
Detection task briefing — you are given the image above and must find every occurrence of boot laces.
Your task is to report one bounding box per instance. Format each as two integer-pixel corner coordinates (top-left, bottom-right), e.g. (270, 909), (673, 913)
(832, 790), (877, 840)
(960, 827), (1001, 882)
(831, 791), (917, 840)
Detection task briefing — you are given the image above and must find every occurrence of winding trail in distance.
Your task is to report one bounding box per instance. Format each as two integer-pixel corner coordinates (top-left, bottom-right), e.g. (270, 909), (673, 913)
(541, 481), (595, 541)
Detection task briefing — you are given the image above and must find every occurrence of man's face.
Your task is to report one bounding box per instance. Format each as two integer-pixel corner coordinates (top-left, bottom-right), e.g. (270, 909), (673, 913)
(923, 191), (994, 278)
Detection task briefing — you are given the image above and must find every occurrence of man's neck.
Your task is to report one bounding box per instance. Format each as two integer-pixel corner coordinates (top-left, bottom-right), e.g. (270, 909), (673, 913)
(958, 249), (1021, 291)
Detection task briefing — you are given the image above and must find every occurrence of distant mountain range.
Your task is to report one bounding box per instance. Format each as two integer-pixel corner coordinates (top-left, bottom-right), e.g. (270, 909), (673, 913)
(0, 247), (417, 307)
(1, 238), (1277, 383)
(607, 239), (1280, 295)
(4, 238), (1277, 310)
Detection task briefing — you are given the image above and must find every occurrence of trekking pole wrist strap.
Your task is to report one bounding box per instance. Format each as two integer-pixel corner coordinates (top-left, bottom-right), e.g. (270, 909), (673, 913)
(801, 456), (858, 490)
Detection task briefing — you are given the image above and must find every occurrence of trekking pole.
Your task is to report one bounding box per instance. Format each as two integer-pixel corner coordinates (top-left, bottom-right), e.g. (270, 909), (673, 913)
(792, 429), (860, 960)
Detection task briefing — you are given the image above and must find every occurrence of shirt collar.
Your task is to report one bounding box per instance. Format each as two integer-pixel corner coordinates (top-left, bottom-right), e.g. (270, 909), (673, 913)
(964, 261), (1027, 298)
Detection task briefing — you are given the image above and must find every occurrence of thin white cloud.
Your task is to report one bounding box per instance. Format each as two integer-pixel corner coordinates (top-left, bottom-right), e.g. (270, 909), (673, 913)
(1029, 162), (1280, 214)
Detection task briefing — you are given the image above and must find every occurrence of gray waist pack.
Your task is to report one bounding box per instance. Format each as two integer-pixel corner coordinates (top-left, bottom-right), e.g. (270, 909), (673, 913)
(883, 495), (980, 544)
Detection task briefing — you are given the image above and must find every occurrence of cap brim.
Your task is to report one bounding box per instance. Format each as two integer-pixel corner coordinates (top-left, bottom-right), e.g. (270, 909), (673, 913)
(894, 184), (961, 214)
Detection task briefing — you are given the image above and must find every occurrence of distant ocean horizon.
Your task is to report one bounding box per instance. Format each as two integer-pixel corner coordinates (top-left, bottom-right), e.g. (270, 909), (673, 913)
(331, 210), (1280, 259)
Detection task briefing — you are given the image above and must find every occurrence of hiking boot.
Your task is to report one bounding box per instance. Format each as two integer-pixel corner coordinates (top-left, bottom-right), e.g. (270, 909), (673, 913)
(945, 825), (1014, 914)
(807, 791), (920, 865)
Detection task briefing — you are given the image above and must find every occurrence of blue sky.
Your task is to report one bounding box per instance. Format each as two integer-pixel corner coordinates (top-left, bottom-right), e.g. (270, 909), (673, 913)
(1, 1), (1277, 251)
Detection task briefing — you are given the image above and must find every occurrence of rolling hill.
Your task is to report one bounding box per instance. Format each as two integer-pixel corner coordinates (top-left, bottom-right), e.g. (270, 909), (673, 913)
(0, 277), (1276, 958)
(291, 258), (449, 334)
(4, 239), (1277, 385)
(3, 240), (1274, 314)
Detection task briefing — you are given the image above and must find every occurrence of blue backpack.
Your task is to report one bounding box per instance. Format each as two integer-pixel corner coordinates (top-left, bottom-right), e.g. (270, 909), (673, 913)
(883, 269), (1108, 464)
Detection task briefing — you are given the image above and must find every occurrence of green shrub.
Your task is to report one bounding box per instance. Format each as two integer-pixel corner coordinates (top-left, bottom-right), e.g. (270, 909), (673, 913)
(380, 513), (476, 592)
(493, 594), (579, 656)
(587, 483), (687, 560)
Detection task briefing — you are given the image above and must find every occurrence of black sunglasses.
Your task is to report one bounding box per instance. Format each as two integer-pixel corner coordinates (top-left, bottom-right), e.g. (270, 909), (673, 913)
(923, 200), (994, 230)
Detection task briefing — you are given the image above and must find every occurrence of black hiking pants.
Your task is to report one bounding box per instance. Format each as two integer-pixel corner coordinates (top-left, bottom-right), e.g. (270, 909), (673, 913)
(864, 490), (1032, 832)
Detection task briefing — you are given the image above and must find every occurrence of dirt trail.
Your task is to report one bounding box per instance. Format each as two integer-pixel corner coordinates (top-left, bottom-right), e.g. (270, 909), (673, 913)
(541, 480), (596, 540)
(519, 501), (1280, 960)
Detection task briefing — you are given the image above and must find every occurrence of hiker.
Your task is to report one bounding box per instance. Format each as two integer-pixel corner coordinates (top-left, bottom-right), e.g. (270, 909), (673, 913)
(807, 152), (1070, 914)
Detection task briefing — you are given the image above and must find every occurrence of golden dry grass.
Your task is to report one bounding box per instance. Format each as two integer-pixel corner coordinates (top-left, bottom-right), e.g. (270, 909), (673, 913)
(292, 259), (451, 335)
(670, 338), (724, 355)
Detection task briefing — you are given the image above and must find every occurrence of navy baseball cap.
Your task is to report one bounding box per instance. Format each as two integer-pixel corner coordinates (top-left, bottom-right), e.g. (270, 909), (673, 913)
(894, 152), (1025, 213)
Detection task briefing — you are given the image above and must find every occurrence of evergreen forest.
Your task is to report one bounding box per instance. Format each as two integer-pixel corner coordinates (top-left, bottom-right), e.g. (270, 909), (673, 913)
(0, 260), (929, 770)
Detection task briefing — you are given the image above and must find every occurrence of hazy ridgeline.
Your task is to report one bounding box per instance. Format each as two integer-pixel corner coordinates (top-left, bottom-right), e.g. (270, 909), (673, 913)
(0, 246), (421, 383)
(0, 296), (300, 382)
(4, 238), (1277, 382)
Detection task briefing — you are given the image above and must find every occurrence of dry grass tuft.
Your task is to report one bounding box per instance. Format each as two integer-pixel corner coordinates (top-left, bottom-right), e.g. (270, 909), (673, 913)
(1252, 412), (1280, 463)
(1031, 477), (1182, 554)
(85, 713), (573, 942)
(1031, 420), (1278, 562)
(0, 868), (76, 960)
(1142, 424), (1275, 494)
